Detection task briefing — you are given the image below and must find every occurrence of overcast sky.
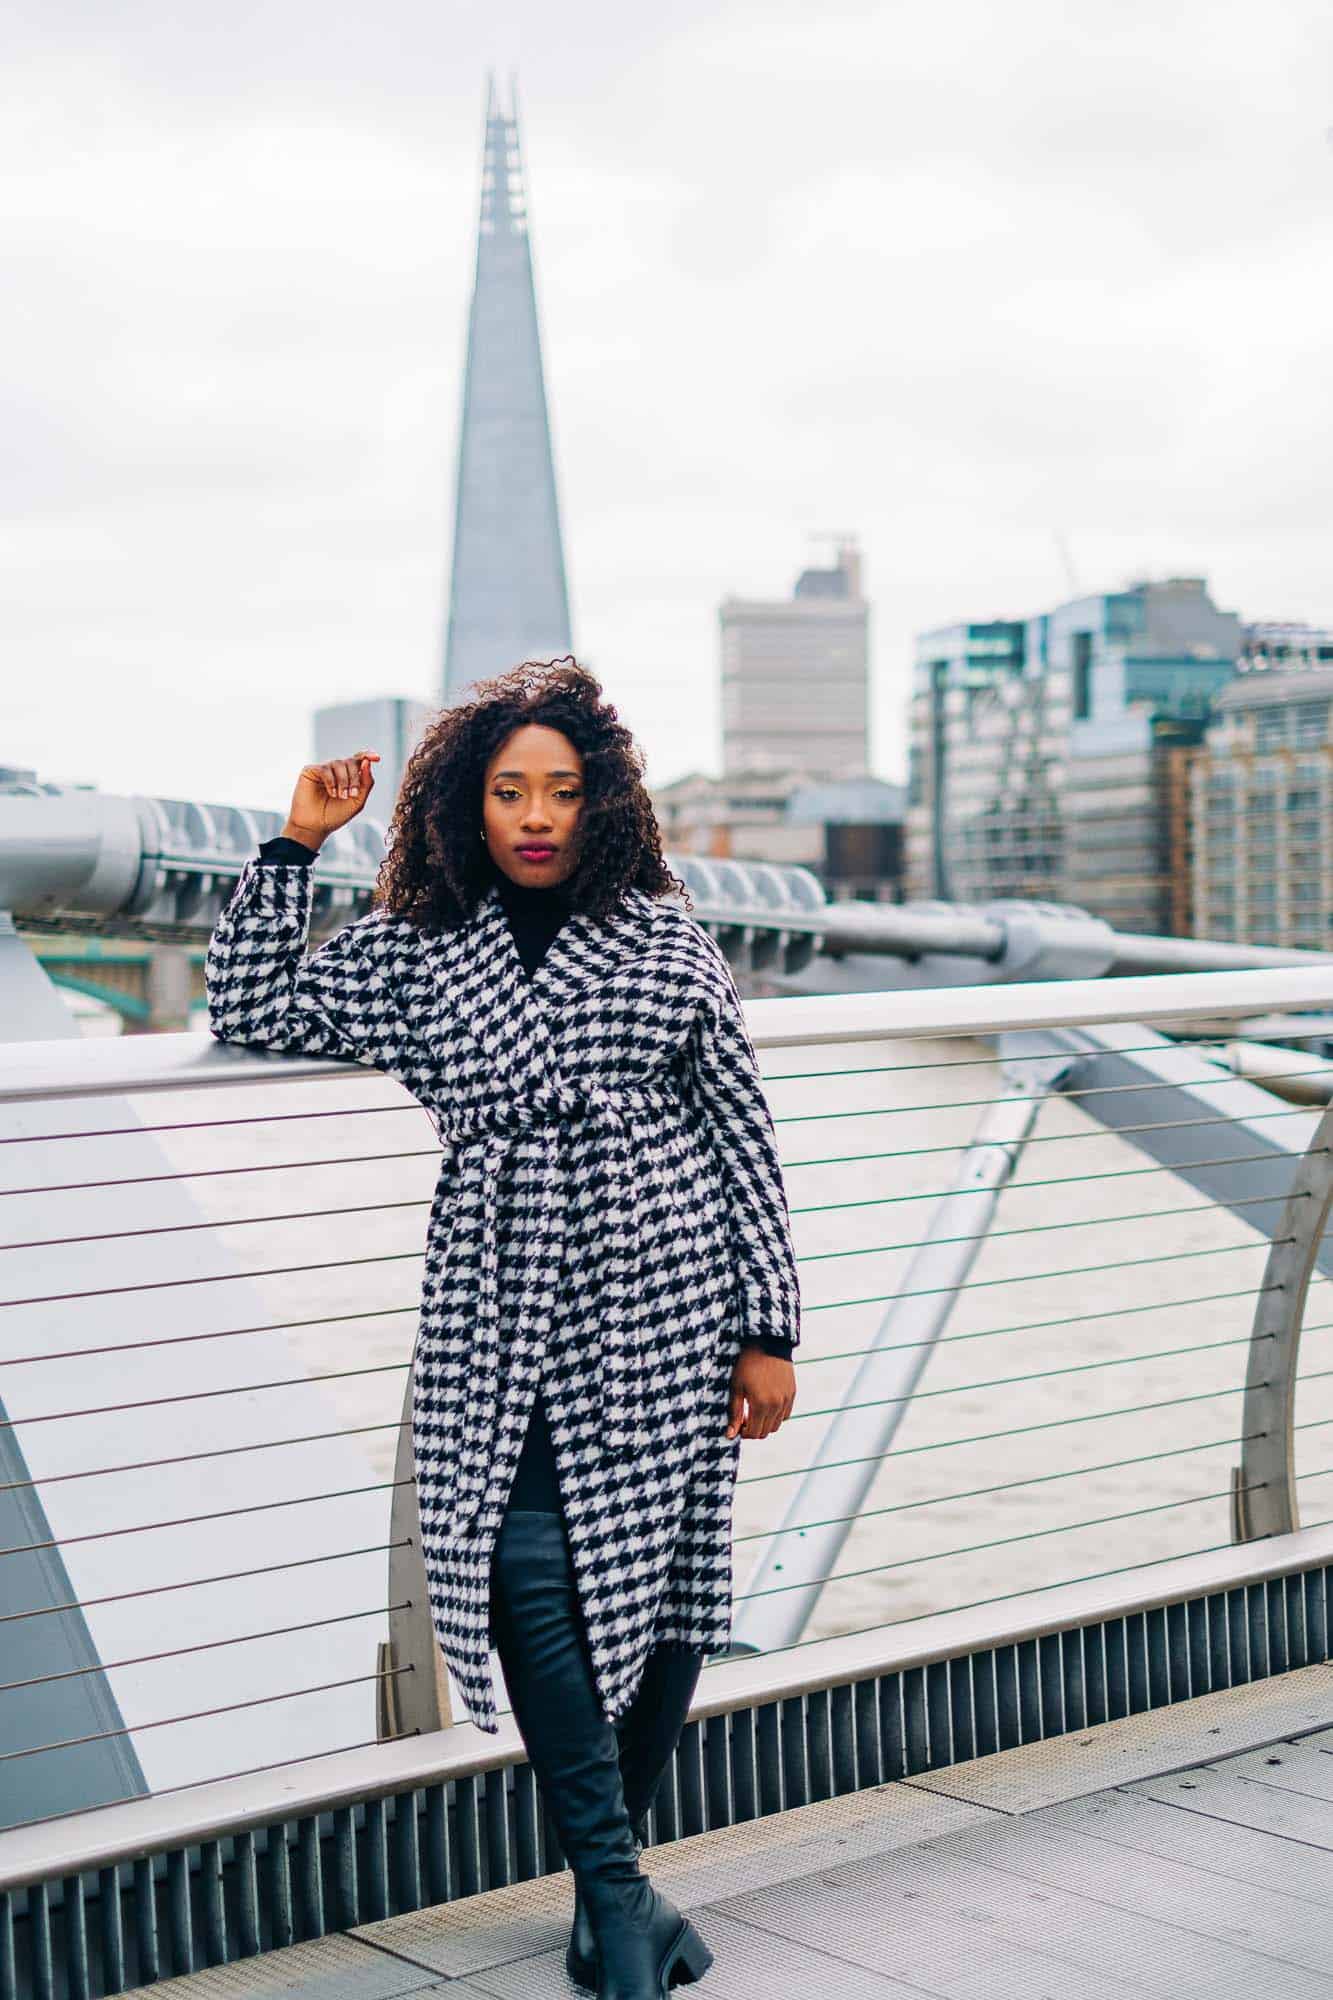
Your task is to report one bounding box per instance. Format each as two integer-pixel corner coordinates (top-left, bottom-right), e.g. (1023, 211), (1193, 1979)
(5, 0), (1331, 814)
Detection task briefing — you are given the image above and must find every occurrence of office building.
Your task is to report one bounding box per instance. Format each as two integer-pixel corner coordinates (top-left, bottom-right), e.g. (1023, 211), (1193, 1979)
(1187, 627), (1333, 950)
(907, 578), (1243, 935)
(720, 543), (870, 779)
(652, 768), (903, 901)
(442, 79), (573, 701)
(313, 699), (434, 826)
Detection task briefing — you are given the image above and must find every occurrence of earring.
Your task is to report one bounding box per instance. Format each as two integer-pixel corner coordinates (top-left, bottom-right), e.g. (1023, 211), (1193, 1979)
(480, 827), (487, 843)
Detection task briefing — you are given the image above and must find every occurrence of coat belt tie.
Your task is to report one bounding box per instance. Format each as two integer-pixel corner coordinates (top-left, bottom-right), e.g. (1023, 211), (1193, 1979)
(432, 1078), (677, 1527)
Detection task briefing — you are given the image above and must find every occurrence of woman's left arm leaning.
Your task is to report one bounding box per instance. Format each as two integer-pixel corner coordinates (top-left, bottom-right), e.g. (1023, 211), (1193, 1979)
(205, 858), (412, 1073)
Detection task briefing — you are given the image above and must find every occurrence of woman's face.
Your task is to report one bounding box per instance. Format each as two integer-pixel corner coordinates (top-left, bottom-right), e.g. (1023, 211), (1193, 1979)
(481, 724), (585, 888)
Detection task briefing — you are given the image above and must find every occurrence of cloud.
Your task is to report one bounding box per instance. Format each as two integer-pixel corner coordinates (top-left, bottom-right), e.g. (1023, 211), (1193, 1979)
(3, 0), (1331, 810)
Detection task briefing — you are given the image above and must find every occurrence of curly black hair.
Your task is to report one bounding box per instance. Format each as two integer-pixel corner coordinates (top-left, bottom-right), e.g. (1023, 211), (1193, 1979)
(376, 658), (690, 930)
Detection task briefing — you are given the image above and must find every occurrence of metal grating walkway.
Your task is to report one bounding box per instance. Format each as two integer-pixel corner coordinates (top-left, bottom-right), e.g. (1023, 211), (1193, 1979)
(122, 1663), (1333, 1999)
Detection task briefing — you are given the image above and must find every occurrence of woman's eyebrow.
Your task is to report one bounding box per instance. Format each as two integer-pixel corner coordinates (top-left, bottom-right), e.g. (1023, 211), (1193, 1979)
(491, 768), (583, 780)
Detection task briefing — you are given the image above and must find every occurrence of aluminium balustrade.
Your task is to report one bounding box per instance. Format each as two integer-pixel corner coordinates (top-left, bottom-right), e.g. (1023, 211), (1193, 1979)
(1, 966), (1332, 1996)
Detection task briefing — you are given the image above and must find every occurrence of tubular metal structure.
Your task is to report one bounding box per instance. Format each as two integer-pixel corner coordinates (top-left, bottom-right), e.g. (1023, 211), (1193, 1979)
(7, 785), (1333, 1009)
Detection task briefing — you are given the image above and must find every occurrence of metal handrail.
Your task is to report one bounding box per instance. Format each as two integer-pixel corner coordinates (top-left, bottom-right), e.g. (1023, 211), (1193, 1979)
(3, 965), (1331, 1849)
(4, 964), (1333, 2000)
(4, 961), (1333, 1100)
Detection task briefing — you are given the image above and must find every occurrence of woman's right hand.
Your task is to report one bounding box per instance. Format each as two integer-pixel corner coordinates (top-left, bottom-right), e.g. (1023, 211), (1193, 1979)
(282, 752), (381, 849)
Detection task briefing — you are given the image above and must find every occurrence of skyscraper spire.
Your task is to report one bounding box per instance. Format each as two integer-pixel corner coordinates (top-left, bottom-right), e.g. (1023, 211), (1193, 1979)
(442, 75), (573, 701)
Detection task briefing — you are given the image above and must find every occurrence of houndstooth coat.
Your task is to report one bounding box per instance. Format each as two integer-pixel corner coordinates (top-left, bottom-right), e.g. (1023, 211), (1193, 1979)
(205, 859), (802, 1732)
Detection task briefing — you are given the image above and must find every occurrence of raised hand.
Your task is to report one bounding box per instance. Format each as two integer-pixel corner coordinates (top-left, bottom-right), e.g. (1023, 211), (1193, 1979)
(282, 752), (381, 849)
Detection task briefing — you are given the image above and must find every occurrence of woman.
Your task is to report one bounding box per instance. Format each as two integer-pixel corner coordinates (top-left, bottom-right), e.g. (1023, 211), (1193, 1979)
(205, 659), (801, 1998)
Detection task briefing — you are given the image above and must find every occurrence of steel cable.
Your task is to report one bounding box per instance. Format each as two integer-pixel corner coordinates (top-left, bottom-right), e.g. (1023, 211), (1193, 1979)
(784, 1104), (1312, 1173)
(0, 1542), (409, 1626)
(0, 1601), (409, 1695)
(788, 1147), (1322, 1214)
(730, 1431), (1251, 1543)
(799, 1191), (1303, 1266)
(0, 1147), (439, 1199)
(0, 1421), (409, 1494)
(3, 1361), (410, 1430)
(0, 1478), (414, 1561)
(737, 1381), (1262, 1484)
(0, 1100), (420, 1147)
(761, 1036), (1233, 1085)
(802, 1235), (1291, 1316)
(733, 1484), (1258, 1603)
(772, 1062), (1333, 1127)
(0, 1666), (414, 1766)
(1, 1301), (419, 1369)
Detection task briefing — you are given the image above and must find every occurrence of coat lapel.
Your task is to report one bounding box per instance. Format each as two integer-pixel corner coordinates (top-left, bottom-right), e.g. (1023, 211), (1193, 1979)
(528, 886), (658, 1008)
(415, 882), (659, 1089)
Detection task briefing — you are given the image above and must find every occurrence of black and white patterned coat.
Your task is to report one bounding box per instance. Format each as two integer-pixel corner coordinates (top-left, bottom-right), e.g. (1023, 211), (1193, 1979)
(205, 860), (802, 1732)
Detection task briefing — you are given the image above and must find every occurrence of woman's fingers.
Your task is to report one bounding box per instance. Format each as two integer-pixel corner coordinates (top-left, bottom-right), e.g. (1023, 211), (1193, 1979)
(297, 753), (381, 816)
(737, 1391), (794, 1441)
(332, 752), (379, 801)
(728, 1384), (790, 1440)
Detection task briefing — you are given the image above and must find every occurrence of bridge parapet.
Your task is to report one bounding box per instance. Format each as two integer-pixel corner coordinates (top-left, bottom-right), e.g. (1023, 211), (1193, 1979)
(1, 966), (1332, 1995)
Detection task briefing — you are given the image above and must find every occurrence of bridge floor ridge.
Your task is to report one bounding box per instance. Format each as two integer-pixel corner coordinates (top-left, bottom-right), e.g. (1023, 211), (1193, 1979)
(125, 1661), (1333, 1999)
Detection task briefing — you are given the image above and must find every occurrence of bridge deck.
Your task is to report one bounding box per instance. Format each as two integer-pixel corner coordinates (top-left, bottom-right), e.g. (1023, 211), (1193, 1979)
(125, 1663), (1332, 1999)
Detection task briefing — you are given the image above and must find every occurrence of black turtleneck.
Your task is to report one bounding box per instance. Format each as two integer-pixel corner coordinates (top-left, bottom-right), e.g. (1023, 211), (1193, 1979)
(487, 860), (576, 979)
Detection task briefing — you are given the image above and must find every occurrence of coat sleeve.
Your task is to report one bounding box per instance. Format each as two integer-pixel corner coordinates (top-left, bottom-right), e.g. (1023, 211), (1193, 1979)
(205, 858), (418, 1077)
(681, 938), (802, 1355)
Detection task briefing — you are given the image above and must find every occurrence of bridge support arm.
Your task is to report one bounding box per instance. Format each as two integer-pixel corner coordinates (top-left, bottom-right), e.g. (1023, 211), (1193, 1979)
(1234, 1097), (1333, 1540)
(728, 1034), (1080, 1655)
(378, 1357), (453, 1738)
(0, 913), (80, 1041)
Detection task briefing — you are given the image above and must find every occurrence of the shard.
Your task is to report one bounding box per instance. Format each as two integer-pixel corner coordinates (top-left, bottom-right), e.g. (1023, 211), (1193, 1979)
(443, 77), (573, 702)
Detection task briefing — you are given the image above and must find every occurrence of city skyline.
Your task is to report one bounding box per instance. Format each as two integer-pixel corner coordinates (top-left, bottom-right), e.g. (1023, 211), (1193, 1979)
(4, 1), (1332, 816)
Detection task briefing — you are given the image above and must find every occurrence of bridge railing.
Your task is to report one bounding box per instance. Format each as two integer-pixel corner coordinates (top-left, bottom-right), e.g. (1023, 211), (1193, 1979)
(2, 963), (1332, 1997)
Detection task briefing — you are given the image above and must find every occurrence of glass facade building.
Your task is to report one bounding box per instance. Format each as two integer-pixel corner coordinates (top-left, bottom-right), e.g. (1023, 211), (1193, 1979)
(1187, 632), (1333, 951)
(907, 579), (1242, 934)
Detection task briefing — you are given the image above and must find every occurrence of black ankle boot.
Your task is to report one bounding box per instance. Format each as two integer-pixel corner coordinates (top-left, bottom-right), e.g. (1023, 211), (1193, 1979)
(490, 1511), (713, 1999)
(579, 1870), (714, 1998)
(566, 1644), (705, 1991)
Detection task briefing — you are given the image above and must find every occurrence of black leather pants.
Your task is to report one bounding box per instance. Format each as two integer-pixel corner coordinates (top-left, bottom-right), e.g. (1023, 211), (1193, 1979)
(507, 1388), (563, 1512)
(495, 1391), (706, 1801)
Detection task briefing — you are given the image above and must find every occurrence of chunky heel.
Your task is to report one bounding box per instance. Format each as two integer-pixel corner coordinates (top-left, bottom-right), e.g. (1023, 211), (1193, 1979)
(666, 1918), (713, 1985)
(565, 1940), (596, 1991)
